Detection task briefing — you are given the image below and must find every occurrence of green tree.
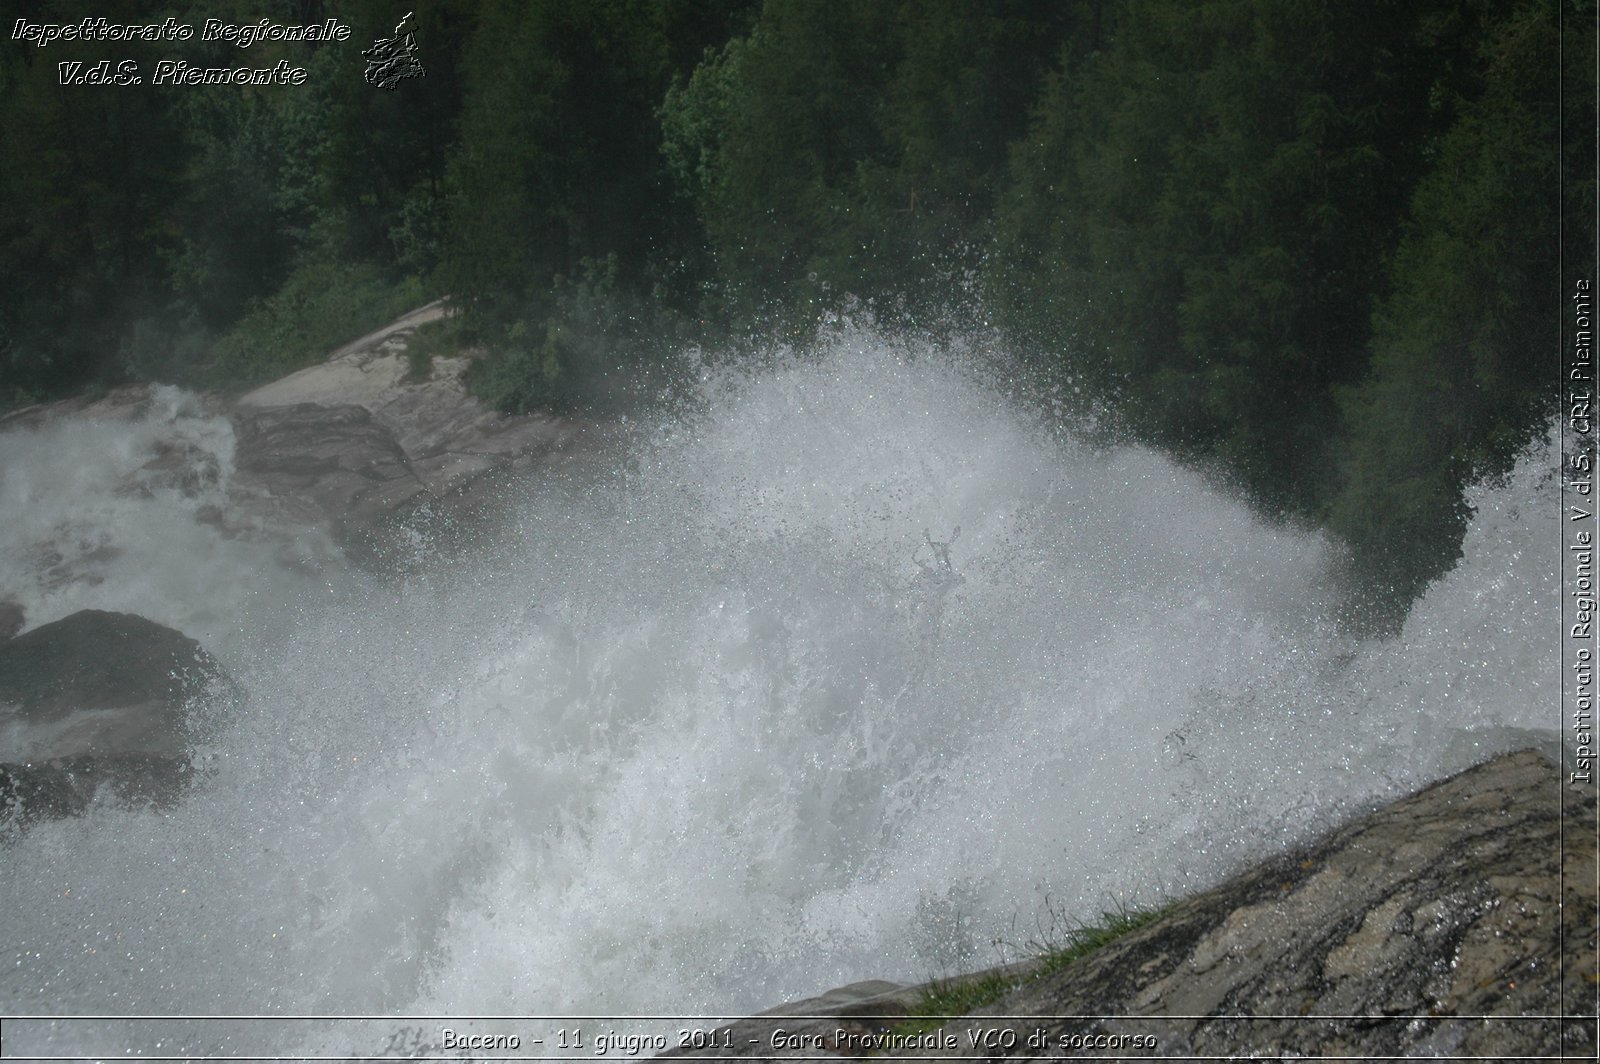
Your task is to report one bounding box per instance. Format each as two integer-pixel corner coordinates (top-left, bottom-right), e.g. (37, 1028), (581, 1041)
(442, 0), (752, 407)
(0, 3), (186, 403)
(1331, 0), (1586, 610)
(995, 0), (1467, 510)
(662, 0), (1081, 322)
(443, 0), (704, 314)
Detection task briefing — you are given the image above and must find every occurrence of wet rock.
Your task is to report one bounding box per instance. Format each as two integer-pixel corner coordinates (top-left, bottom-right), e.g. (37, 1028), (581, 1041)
(232, 300), (577, 493)
(659, 981), (921, 1059)
(659, 970), (1052, 1060)
(3, 305), (619, 579)
(229, 401), (428, 551)
(673, 750), (1596, 1061)
(0, 608), (229, 737)
(0, 754), (195, 823)
(0, 600), (22, 641)
(0, 610), (236, 831)
(230, 304), (616, 566)
(123, 436), (225, 499)
(0, 383), (164, 432)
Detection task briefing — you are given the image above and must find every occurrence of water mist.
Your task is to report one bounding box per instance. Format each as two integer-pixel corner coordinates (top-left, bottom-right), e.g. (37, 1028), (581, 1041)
(0, 326), (1560, 1058)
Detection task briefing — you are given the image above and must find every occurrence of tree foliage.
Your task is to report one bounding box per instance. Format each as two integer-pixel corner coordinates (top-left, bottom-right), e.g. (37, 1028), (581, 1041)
(1330, 0), (1588, 607)
(996, 0), (1484, 510)
(0, 0), (1583, 616)
(661, 0), (1081, 319)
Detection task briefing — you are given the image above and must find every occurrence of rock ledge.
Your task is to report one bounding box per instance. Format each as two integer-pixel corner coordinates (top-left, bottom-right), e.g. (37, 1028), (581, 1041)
(668, 750), (1596, 1061)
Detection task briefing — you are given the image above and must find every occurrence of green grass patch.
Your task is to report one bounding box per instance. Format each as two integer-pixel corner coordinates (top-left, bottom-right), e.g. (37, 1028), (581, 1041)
(466, 255), (700, 415)
(883, 904), (1169, 1046)
(403, 313), (477, 381)
(201, 261), (427, 393)
(1031, 905), (1167, 980)
(890, 970), (1019, 1041)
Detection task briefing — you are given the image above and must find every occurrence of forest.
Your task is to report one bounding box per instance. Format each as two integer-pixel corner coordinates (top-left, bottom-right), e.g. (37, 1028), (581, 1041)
(0, 0), (1593, 619)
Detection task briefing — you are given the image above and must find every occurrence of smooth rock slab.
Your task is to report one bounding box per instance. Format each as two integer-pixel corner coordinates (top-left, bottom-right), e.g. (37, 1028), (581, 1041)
(941, 749), (1594, 1060)
(660, 980), (926, 1059)
(230, 401), (429, 550)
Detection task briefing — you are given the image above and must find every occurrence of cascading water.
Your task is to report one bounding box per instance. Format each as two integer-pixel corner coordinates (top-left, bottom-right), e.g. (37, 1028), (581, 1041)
(0, 325), (1561, 1058)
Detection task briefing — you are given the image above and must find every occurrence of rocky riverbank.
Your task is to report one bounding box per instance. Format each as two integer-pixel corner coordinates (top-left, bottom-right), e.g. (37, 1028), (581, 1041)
(666, 749), (1596, 1061)
(0, 300), (624, 586)
(0, 302), (618, 831)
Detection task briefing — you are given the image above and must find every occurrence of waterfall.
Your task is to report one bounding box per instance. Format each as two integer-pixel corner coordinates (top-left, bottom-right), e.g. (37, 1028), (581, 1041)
(0, 326), (1560, 1058)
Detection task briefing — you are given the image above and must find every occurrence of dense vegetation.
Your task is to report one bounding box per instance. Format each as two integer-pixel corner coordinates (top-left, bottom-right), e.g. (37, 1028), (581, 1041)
(1, 0), (1592, 616)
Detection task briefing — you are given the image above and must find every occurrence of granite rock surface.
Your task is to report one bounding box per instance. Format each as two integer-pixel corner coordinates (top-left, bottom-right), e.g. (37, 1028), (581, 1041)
(662, 750), (1597, 1061)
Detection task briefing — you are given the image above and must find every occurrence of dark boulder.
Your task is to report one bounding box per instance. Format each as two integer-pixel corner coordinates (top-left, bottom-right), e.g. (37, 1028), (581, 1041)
(0, 755), (197, 823)
(0, 600), (21, 641)
(0, 610), (236, 831)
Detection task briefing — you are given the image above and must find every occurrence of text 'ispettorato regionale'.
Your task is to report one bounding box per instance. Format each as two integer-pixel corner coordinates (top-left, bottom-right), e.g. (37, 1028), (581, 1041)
(11, 17), (352, 86)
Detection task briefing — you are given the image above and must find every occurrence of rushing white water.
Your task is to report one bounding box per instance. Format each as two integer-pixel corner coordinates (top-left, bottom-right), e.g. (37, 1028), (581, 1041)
(0, 326), (1561, 1058)
(0, 387), (347, 655)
